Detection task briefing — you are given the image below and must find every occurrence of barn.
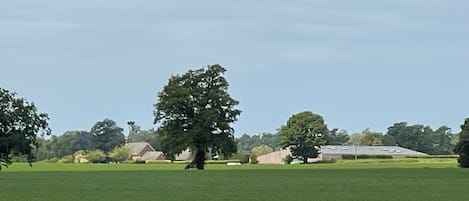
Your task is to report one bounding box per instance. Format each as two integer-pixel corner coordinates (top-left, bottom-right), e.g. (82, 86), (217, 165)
(256, 145), (427, 164)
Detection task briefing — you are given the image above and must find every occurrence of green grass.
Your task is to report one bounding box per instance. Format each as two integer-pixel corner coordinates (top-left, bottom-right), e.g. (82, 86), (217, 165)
(1, 159), (467, 201)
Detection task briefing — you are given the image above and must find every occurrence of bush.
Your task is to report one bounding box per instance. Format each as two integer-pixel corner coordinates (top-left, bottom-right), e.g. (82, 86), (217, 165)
(43, 157), (59, 163)
(283, 154), (293, 164)
(86, 150), (106, 163)
(145, 160), (172, 164)
(231, 154), (250, 164)
(74, 150), (86, 157)
(405, 155), (458, 159)
(58, 155), (74, 163)
(109, 146), (131, 163)
(205, 160), (240, 164)
(249, 154), (258, 164)
(342, 154), (393, 160)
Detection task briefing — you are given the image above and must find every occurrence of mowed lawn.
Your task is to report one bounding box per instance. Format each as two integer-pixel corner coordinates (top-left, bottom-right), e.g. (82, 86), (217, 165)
(1, 160), (468, 201)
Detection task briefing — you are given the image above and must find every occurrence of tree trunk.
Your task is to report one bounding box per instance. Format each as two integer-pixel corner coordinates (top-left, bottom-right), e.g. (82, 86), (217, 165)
(194, 151), (205, 170)
(303, 156), (308, 164)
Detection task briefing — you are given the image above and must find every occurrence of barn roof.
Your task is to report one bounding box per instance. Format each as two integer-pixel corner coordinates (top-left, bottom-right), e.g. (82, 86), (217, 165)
(126, 142), (155, 156)
(320, 145), (427, 156)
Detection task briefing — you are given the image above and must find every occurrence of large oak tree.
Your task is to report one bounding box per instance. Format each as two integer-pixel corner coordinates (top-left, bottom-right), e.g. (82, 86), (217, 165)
(279, 111), (328, 164)
(154, 65), (240, 169)
(0, 88), (50, 169)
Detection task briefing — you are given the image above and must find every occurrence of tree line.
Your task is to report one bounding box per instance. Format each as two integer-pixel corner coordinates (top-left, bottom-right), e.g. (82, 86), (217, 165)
(1, 64), (469, 170)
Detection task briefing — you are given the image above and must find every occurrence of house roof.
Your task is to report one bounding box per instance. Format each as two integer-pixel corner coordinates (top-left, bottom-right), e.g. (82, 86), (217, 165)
(321, 145), (427, 156)
(175, 149), (193, 161)
(126, 142), (155, 155)
(142, 151), (165, 160)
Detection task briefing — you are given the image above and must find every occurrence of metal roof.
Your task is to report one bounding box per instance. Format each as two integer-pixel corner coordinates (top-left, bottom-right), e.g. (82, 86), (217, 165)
(320, 145), (427, 156)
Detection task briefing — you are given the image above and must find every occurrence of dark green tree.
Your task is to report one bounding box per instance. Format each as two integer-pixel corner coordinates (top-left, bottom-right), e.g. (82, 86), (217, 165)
(326, 128), (349, 145)
(455, 118), (469, 167)
(387, 122), (433, 153)
(90, 119), (125, 153)
(154, 65), (241, 169)
(279, 111), (328, 164)
(0, 88), (50, 169)
(128, 122), (161, 150)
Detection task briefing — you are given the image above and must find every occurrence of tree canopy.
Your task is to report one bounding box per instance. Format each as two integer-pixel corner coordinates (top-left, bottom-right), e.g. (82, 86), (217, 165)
(455, 118), (469, 167)
(90, 119), (125, 153)
(154, 64), (241, 169)
(0, 88), (50, 169)
(279, 111), (328, 164)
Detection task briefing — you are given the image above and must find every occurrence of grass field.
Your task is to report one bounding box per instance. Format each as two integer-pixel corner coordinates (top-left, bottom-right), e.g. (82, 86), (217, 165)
(1, 159), (467, 201)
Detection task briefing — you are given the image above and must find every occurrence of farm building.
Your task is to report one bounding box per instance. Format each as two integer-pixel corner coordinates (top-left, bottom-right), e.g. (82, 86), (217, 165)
(125, 142), (194, 161)
(126, 142), (165, 161)
(256, 145), (428, 164)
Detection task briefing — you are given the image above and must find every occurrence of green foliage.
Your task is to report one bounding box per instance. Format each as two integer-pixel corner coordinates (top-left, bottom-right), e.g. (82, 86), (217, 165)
(154, 64), (241, 169)
(145, 160), (172, 164)
(86, 150), (106, 163)
(250, 145), (274, 156)
(236, 133), (280, 154)
(279, 111), (328, 164)
(455, 118), (469, 167)
(387, 122), (455, 155)
(128, 126), (161, 150)
(230, 153), (250, 164)
(283, 154), (293, 164)
(204, 160), (240, 164)
(326, 129), (349, 145)
(109, 146), (131, 162)
(58, 155), (75, 163)
(341, 154), (393, 160)
(0, 88), (51, 169)
(91, 119), (125, 153)
(249, 154), (258, 164)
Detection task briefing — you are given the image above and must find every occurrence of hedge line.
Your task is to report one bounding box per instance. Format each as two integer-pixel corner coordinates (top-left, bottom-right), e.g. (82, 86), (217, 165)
(405, 155), (458, 159)
(342, 154), (393, 160)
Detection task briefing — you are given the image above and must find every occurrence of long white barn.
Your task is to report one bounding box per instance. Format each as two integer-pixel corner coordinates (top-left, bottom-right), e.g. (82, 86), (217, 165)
(257, 145), (428, 164)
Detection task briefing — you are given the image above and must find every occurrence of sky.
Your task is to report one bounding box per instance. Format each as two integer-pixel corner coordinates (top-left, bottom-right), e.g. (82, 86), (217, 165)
(1, 0), (468, 136)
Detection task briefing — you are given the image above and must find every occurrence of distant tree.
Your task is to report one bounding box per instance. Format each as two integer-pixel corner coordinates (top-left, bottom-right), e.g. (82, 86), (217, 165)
(360, 129), (384, 146)
(430, 126), (454, 155)
(90, 119), (125, 153)
(250, 145), (274, 156)
(0, 88), (50, 169)
(382, 135), (397, 146)
(326, 128), (349, 145)
(386, 122), (453, 154)
(128, 123), (161, 150)
(455, 118), (469, 168)
(86, 150), (106, 163)
(109, 146), (131, 163)
(345, 133), (363, 145)
(279, 111), (328, 164)
(236, 132), (280, 154)
(154, 65), (241, 169)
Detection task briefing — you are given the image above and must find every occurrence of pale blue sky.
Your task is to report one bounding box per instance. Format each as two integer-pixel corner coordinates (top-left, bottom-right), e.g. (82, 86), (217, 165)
(1, 0), (468, 136)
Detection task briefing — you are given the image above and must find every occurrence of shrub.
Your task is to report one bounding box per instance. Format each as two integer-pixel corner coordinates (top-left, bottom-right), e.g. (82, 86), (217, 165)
(58, 155), (74, 163)
(86, 150), (106, 163)
(109, 146), (131, 163)
(44, 157), (59, 163)
(405, 155), (458, 159)
(283, 154), (293, 164)
(249, 154), (258, 164)
(342, 154), (393, 160)
(205, 160), (240, 164)
(231, 154), (250, 164)
(74, 150), (86, 157)
(145, 160), (172, 164)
